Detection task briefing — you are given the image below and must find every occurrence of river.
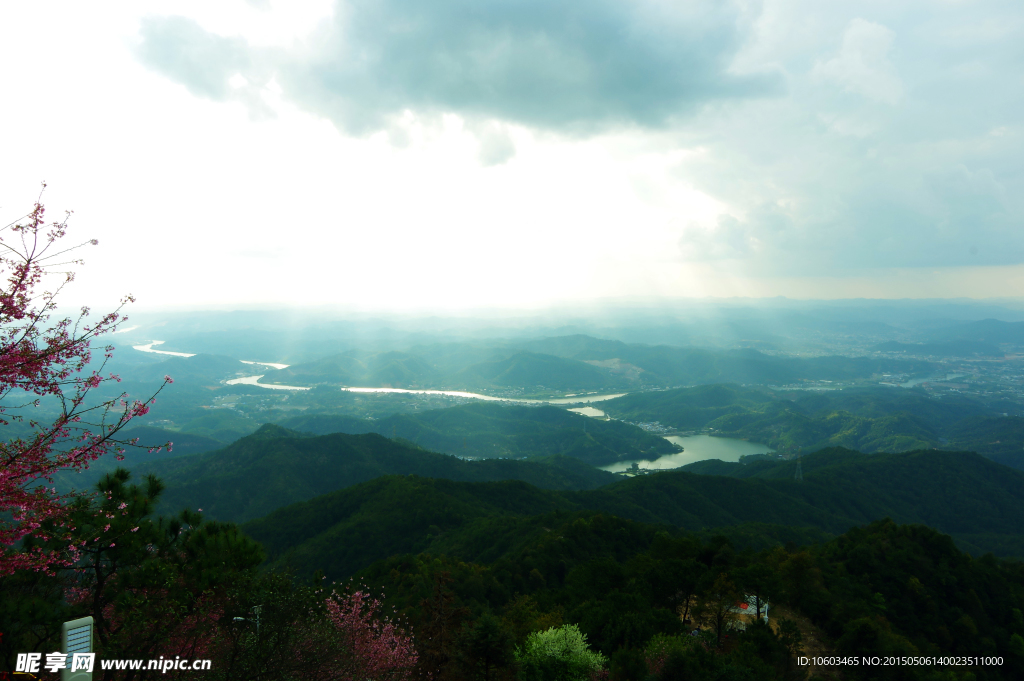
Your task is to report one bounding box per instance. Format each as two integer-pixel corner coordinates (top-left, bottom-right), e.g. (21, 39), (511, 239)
(133, 339), (777, 466)
(134, 339), (625, 403)
(599, 434), (775, 473)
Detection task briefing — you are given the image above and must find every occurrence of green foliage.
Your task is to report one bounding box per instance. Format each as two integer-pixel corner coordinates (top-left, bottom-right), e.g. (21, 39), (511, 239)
(2, 469), (264, 670)
(458, 612), (516, 681)
(515, 624), (607, 681)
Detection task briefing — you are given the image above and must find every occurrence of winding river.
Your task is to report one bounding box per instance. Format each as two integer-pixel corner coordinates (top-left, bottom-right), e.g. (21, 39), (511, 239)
(133, 340), (770, 467)
(133, 339), (624, 403)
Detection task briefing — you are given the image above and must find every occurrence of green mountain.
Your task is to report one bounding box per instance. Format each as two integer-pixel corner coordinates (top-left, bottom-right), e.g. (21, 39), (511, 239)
(602, 384), (1024, 465)
(872, 339), (1003, 357)
(709, 408), (939, 453)
(518, 335), (938, 386)
(679, 447), (1024, 556)
(277, 402), (677, 466)
(243, 476), (577, 579)
(930, 318), (1024, 346)
(256, 334), (939, 391)
(947, 415), (1024, 470)
(601, 384), (778, 430)
(137, 425), (618, 523)
(53, 426), (226, 495)
(262, 350), (437, 387)
(121, 353), (252, 384)
(242, 446), (1024, 581)
(122, 425), (226, 457)
(457, 351), (622, 391)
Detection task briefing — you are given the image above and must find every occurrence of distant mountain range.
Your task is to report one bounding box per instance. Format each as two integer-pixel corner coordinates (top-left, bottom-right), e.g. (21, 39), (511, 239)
(929, 318), (1024, 347)
(871, 340), (1003, 357)
(256, 334), (938, 391)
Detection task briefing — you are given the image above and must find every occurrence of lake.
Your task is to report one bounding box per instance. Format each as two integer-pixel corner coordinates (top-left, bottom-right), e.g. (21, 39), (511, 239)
(599, 434), (775, 473)
(568, 406), (606, 417)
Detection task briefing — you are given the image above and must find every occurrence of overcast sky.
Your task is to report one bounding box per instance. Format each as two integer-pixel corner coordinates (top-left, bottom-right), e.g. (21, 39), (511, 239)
(1, 1), (1021, 312)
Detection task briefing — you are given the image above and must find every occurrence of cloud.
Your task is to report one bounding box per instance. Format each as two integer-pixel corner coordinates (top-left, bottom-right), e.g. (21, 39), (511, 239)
(137, 1), (782, 135)
(671, 1), (1024, 275)
(813, 19), (903, 105)
(474, 123), (516, 166)
(134, 1), (1024, 278)
(137, 16), (254, 101)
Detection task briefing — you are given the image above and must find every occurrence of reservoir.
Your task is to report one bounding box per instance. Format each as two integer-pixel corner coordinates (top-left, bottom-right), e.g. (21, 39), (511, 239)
(600, 435), (775, 473)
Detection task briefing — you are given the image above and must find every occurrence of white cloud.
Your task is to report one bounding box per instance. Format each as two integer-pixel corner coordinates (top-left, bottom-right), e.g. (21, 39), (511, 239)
(1, 0), (1022, 311)
(813, 18), (904, 105)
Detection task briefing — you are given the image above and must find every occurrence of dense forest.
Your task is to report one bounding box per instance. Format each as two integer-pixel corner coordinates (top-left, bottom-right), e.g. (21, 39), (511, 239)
(6, 466), (1024, 681)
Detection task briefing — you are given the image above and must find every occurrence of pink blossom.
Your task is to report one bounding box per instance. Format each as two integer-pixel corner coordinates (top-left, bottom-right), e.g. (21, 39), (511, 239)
(0, 193), (171, 576)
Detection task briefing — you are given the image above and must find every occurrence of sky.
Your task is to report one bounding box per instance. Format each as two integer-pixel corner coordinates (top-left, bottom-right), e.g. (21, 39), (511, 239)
(1, 0), (1022, 313)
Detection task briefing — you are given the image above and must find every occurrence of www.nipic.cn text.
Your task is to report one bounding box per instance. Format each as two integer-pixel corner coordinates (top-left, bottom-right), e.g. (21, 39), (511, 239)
(16, 652), (212, 674)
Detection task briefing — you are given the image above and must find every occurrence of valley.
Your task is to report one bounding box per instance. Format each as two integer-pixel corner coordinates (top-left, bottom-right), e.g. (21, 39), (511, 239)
(12, 304), (1024, 680)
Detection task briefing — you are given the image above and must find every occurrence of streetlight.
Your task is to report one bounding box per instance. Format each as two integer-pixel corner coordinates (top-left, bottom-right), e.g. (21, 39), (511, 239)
(233, 605), (262, 637)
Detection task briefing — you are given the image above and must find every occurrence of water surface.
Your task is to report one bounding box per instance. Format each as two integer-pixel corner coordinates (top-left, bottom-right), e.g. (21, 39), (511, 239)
(600, 434), (774, 473)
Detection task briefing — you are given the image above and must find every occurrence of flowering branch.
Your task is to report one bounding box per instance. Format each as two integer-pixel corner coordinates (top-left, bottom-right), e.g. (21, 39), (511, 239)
(0, 186), (171, 576)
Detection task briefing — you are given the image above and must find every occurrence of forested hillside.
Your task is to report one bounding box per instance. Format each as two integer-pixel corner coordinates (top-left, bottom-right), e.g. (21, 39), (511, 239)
(353, 516), (1024, 680)
(242, 446), (1024, 582)
(257, 335), (937, 391)
(137, 425), (618, 522)
(278, 401), (677, 465)
(603, 385), (1024, 467)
